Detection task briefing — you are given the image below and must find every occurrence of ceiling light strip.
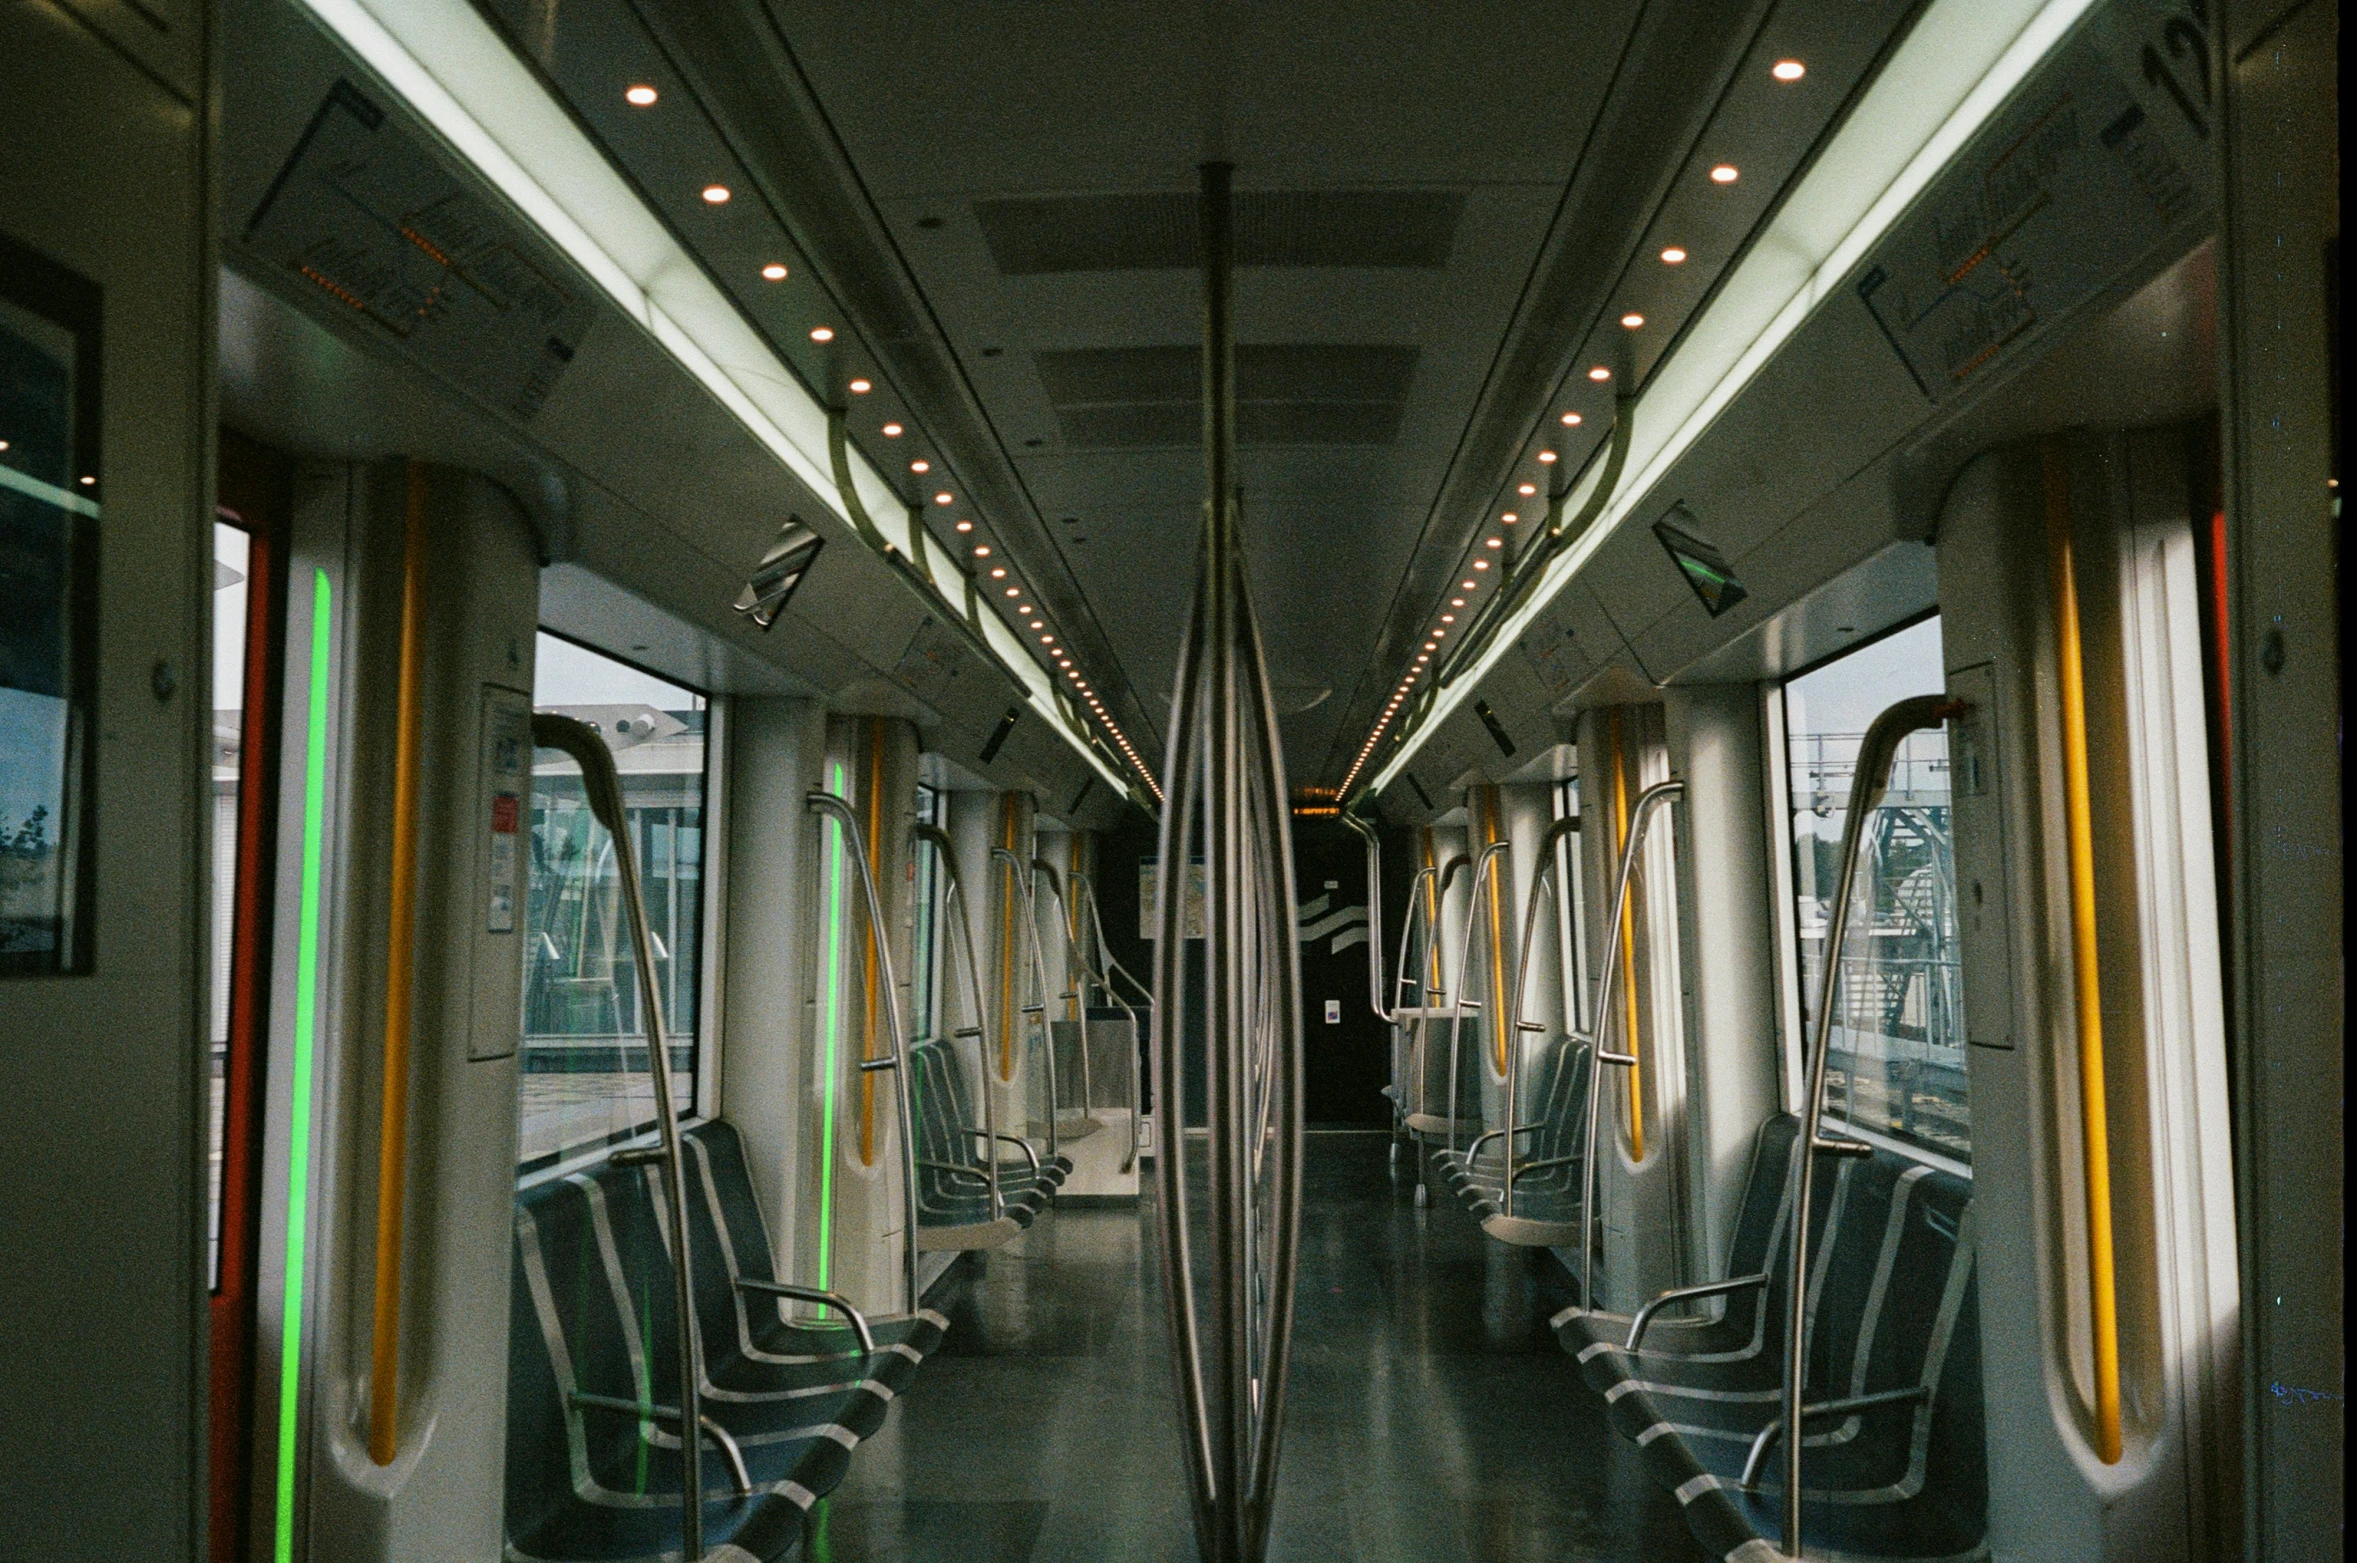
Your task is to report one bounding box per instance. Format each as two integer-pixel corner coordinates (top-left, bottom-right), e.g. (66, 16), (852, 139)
(299, 0), (1128, 797)
(1366, 0), (2096, 798)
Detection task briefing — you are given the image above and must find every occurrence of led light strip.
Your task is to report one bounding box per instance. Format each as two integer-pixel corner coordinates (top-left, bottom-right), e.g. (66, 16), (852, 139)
(299, 0), (1129, 800)
(1364, 0), (2097, 799)
(815, 761), (848, 1292)
(273, 569), (333, 1563)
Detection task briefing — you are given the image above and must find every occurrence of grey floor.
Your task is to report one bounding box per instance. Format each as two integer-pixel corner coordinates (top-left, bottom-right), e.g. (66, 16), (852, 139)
(804, 1132), (1708, 1562)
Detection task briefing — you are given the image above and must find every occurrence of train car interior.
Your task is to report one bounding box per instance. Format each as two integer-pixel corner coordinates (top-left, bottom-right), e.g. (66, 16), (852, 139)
(0, 0), (2339, 1560)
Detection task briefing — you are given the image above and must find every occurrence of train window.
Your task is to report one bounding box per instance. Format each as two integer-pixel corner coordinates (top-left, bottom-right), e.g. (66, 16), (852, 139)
(1781, 616), (1968, 1164)
(0, 240), (100, 977)
(518, 633), (710, 1170)
(207, 521), (252, 1281)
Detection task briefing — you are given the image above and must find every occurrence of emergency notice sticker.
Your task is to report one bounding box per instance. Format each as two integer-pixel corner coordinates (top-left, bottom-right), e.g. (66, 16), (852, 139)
(481, 686), (532, 933)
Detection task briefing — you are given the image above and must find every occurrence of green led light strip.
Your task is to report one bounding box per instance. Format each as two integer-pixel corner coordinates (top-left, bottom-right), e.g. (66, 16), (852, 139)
(275, 569), (333, 1563)
(814, 761), (847, 1291)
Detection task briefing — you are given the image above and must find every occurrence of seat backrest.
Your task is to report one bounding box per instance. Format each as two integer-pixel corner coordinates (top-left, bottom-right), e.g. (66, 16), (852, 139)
(1855, 1160), (1983, 1520)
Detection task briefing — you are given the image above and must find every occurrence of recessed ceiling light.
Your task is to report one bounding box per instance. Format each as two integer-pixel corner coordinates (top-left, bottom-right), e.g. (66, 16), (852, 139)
(1043, 635), (1055, 644)
(882, 422), (903, 437)
(1589, 366), (1611, 381)
(1441, 614), (1455, 623)
(1561, 411), (1583, 426)
(1710, 164), (1739, 184)
(1462, 580), (1477, 590)
(1423, 642), (1436, 652)
(1538, 450), (1557, 463)
(974, 545), (992, 556)
(1473, 559), (1491, 570)
(1502, 512), (1519, 524)
(934, 491), (953, 505)
(990, 567), (1007, 578)
(1771, 59), (1805, 82)
(625, 85), (658, 106)
(79, 475), (95, 486)
(761, 262), (788, 281)
(702, 185), (731, 204)
(811, 326), (835, 342)
(1004, 586), (1019, 597)
(1451, 597), (1465, 607)
(1518, 482), (1536, 496)
(1660, 246), (1688, 265)
(911, 459), (929, 473)
(1621, 312), (1646, 330)
(954, 519), (973, 532)
(1416, 654), (1429, 664)
(1016, 603), (1031, 614)
(848, 378), (872, 394)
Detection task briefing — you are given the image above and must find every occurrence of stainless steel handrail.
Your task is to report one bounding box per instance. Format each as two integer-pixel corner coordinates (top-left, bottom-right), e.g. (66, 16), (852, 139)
(1744, 1384), (1932, 1491)
(808, 790), (923, 1317)
(1574, 778), (1683, 1312)
(1499, 815), (1582, 1214)
(992, 845), (1063, 1163)
(1444, 840), (1514, 1153)
(1776, 696), (1952, 1556)
(911, 823), (1003, 1220)
(1069, 869), (1149, 1173)
(1030, 857), (1100, 1130)
(1626, 1272), (1770, 1354)
(1338, 811), (1393, 1023)
(567, 1393), (752, 1497)
(730, 1277), (877, 1357)
(532, 714), (708, 1557)
(1149, 158), (1304, 1563)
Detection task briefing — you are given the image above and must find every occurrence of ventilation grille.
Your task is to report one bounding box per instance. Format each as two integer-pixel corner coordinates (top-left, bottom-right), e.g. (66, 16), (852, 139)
(1036, 343), (1418, 450)
(976, 190), (1465, 274)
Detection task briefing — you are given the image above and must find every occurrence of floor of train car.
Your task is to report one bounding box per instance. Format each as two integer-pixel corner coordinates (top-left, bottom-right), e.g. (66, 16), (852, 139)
(804, 1133), (1706, 1562)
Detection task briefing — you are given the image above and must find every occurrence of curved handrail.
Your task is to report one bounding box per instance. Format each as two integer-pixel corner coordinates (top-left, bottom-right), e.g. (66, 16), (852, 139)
(992, 845), (1063, 1162)
(1499, 814), (1582, 1215)
(1030, 857), (1099, 1130)
(808, 791), (923, 1317)
(532, 714), (707, 1559)
(1338, 810), (1393, 1023)
(1444, 840), (1514, 1152)
(1574, 778), (1683, 1311)
(1069, 869), (1149, 1173)
(1776, 696), (1954, 1554)
(911, 822), (1002, 1220)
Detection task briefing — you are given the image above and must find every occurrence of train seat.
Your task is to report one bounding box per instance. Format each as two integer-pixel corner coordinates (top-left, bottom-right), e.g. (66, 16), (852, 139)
(906, 1040), (1058, 1250)
(508, 1161), (876, 1562)
(1430, 1038), (1593, 1244)
(1557, 1117), (1985, 1561)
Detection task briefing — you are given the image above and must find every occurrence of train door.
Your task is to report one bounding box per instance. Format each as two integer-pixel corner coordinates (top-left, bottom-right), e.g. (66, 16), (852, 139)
(0, 2), (217, 1551)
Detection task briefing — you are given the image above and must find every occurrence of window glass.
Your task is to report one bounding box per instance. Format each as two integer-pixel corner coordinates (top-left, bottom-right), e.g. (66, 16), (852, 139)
(207, 522), (252, 1282)
(519, 633), (708, 1170)
(0, 247), (100, 976)
(1783, 616), (1967, 1163)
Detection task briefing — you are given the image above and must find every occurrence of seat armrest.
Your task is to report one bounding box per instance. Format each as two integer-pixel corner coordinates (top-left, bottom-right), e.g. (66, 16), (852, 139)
(734, 1277), (877, 1356)
(1627, 1272), (1770, 1353)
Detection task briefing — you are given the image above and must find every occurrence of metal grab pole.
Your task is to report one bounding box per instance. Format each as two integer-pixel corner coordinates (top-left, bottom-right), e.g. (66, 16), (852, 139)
(1778, 697), (1953, 1557)
(994, 846), (1062, 1162)
(1339, 811), (1394, 1023)
(809, 791), (922, 1317)
(913, 823), (1001, 1220)
(1072, 871), (1150, 1173)
(1444, 841), (1513, 1153)
(1500, 816), (1581, 1215)
(1574, 779), (1683, 1311)
(532, 715), (707, 1559)
(1033, 858), (1098, 1127)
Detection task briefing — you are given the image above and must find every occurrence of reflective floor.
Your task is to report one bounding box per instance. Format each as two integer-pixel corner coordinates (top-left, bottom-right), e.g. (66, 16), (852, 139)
(806, 1132), (1707, 1562)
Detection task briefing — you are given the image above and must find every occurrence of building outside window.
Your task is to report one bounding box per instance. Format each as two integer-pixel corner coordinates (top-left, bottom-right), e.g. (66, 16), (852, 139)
(1782, 616), (1968, 1164)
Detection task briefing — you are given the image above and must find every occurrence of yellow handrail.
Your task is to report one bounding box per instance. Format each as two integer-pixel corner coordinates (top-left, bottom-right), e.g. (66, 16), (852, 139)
(2044, 437), (2122, 1464)
(1481, 787), (1510, 1072)
(1609, 710), (1645, 1160)
(367, 463), (429, 1465)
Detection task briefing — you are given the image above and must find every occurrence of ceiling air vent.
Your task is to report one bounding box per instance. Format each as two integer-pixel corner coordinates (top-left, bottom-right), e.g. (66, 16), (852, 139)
(974, 190), (1465, 275)
(1035, 343), (1418, 450)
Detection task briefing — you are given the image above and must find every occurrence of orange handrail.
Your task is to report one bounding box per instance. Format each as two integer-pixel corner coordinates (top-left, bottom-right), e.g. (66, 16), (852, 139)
(1609, 710), (1645, 1160)
(367, 463), (429, 1465)
(2044, 437), (2122, 1463)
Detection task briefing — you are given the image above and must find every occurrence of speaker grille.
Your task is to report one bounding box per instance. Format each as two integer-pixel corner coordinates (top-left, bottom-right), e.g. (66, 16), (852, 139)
(1035, 344), (1419, 449)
